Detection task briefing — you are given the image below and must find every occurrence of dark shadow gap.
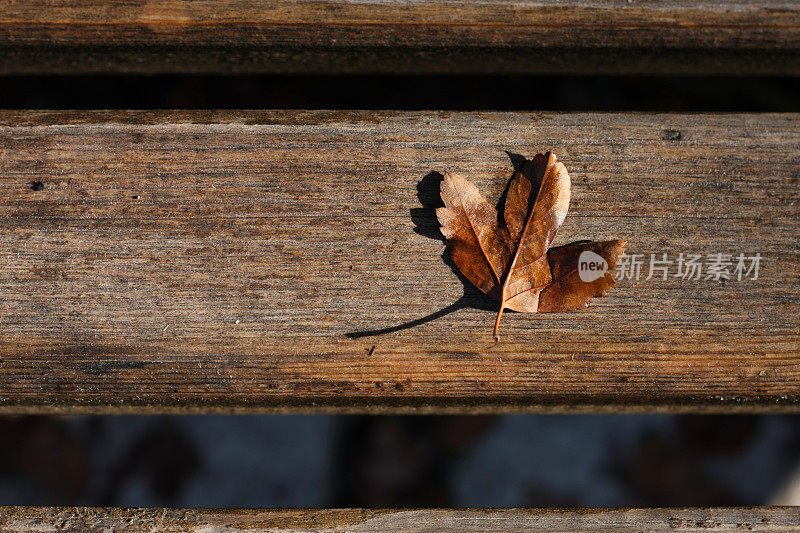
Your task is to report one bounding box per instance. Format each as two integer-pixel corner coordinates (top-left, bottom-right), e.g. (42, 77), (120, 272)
(0, 75), (799, 111)
(1, 414), (799, 507)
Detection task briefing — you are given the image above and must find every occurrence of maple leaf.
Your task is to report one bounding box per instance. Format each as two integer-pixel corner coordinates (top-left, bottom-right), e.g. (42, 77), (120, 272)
(437, 151), (626, 340)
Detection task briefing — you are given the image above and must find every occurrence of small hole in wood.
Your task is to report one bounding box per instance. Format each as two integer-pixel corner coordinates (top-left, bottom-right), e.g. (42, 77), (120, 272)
(30, 181), (44, 191)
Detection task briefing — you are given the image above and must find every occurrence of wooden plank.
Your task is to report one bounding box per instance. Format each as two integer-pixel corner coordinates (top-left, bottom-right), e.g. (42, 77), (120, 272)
(1, 1), (799, 75)
(0, 110), (798, 414)
(0, 507), (798, 532)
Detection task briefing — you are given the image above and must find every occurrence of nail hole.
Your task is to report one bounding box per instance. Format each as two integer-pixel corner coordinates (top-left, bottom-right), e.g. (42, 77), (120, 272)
(30, 181), (44, 191)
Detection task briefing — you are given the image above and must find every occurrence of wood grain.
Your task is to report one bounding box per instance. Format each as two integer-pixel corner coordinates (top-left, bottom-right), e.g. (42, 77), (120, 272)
(0, 507), (798, 532)
(0, 110), (798, 414)
(1, 1), (799, 74)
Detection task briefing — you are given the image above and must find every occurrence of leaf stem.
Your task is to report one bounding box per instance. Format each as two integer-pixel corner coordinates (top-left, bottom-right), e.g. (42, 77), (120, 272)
(493, 301), (505, 342)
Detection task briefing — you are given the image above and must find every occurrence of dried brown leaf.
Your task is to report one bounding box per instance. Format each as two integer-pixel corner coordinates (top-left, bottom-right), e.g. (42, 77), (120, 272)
(436, 171), (512, 300)
(437, 152), (626, 339)
(538, 239), (627, 313)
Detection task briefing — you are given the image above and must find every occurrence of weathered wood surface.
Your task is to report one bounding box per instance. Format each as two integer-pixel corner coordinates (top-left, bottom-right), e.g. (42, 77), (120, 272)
(0, 110), (798, 413)
(1, 1), (799, 75)
(1, 507), (798, 533)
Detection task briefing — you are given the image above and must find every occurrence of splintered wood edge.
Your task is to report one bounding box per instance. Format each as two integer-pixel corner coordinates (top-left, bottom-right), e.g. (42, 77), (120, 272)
(0, 507), (797, 532)
(0, 402), (799, 415)
(0, 1), (798, 74)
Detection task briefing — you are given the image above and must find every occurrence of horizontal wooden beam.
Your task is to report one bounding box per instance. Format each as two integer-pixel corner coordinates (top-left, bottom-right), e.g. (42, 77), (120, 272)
(0, 110), (798, 414)
(0, 507), (797, 532)
(1, 1), (799, 74)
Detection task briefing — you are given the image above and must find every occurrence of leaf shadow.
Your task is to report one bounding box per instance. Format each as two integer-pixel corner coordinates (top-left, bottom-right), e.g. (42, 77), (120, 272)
(346, 160), (521, 339)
